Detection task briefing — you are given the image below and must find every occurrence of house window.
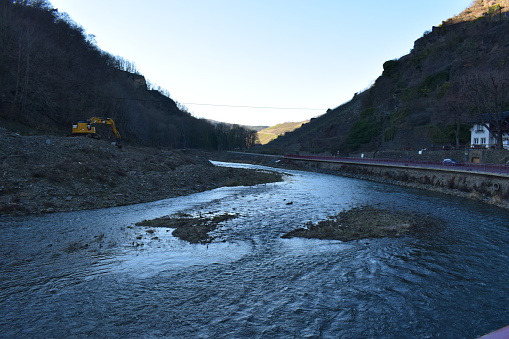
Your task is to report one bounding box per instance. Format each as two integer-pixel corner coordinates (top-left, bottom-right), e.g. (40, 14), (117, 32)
(481, 137), (486, 144)
(476, 124), (484, 132)
(474, 138), (479, 144)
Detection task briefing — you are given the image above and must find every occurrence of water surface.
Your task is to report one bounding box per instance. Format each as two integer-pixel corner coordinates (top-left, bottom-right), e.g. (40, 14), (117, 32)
(1, 162), (508, 338)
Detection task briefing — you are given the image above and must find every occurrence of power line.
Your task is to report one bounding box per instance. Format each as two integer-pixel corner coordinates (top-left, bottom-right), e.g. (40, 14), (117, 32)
(182, 102), (326, 110)
(93, 95), (327, 111)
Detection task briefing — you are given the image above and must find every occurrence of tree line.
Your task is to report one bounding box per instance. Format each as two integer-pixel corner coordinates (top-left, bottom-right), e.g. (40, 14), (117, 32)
(0, 0), (258, 150)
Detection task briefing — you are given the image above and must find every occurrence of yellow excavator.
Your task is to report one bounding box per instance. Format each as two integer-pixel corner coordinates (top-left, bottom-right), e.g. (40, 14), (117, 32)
(71, 117), (122, 147)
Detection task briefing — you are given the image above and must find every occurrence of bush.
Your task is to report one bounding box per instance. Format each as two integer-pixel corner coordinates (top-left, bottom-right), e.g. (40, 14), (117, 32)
(360, 107), (376, 119)
(384, 126), (396, 142)
(418, 71), (450, 97)
(488, 4), (502, 16)
(346, 120), (381, 150)
(390, 108), (409, 125)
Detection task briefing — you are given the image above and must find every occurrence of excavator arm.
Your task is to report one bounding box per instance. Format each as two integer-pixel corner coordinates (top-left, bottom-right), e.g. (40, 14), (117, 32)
(71, 117), (122, 148)
(88, 117), (122, 139)
(72, 117), (121, 140)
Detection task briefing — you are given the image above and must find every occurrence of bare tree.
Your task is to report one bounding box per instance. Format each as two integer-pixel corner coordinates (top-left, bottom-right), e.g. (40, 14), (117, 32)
(12, 21), (36, 118)
(461, 70), (509, 149)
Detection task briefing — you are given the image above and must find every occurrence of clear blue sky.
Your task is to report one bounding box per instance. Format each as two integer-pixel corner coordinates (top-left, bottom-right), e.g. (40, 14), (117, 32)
(49, 0), (472, 126)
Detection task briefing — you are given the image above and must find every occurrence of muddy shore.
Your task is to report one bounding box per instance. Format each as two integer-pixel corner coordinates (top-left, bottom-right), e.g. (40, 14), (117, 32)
(0, 129), (282, 215)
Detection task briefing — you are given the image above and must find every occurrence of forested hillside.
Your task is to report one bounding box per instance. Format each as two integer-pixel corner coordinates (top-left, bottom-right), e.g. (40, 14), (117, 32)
(0, 0), (257, 150)
(264, 0), (509, 155)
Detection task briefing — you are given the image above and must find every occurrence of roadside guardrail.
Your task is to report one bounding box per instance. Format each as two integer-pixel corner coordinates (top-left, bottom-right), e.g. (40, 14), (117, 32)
(283, 154), (509, 176)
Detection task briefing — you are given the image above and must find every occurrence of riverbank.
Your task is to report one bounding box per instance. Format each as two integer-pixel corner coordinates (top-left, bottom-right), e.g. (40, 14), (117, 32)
(0, 129), (282, 215)
(205, 151), (509, 209)
(280, 158), (509, 210)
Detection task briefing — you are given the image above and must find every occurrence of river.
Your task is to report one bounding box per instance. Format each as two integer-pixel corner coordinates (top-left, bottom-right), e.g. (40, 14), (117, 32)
(1, 162), (508, 338)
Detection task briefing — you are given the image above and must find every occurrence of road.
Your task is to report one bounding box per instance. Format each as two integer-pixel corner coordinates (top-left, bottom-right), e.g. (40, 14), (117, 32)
(283, 154), (509, 177)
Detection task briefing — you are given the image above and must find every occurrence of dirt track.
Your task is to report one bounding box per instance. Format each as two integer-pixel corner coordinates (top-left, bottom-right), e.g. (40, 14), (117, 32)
(0, 128), (282, 215)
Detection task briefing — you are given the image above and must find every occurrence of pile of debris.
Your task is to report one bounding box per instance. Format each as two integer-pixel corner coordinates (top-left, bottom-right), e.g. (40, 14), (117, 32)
(0, 128), (282, 215)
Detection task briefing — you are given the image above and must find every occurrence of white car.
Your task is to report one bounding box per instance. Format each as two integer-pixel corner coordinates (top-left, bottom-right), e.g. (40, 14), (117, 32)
(442, 158), (460, 166)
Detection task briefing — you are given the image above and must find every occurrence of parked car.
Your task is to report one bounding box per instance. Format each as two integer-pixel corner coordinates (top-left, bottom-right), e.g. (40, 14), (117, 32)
(443, 158), (460, 166)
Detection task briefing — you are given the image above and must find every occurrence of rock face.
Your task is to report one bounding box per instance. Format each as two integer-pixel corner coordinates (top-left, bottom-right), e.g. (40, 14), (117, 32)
(0, 128), (282, 215)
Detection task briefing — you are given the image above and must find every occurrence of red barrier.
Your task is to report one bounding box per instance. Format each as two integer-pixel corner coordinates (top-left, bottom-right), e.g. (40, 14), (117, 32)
(283, 154), (509, 176)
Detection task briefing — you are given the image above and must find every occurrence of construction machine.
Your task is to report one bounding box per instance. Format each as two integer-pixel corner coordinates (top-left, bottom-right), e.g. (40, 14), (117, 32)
(71, 117), (122, 147)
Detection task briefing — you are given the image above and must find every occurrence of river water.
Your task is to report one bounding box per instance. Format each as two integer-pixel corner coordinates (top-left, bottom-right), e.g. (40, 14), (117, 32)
(1, 162), (508, 338)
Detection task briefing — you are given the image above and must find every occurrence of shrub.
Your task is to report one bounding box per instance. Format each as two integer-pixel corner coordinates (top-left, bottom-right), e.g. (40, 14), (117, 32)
(384, 126), (396, 142)
(488, 4), (502, 16)
(390, 108), (409, 125)
(438, 81), (452, 98)
(346, 120), (381, 150)
(360, 107), (376, 119)
(418, 71), (450, 97)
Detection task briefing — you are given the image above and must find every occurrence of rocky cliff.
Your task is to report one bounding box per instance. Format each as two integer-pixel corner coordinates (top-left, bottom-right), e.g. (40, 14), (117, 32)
(264, 0), (509, 156)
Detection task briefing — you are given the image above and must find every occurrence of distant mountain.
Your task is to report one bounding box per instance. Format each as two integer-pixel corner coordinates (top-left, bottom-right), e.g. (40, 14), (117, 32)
(0, 0), (256, 150)
(263, 0), (509, 155)
(247, 125), (270, 132)
(256, 121), (309, 145)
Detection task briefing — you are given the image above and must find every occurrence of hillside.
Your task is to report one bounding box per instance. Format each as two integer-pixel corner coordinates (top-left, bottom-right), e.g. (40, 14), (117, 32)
(0, 0), (256, 150)
(256, 121), (309, 145)
(263, 0), (509, 155)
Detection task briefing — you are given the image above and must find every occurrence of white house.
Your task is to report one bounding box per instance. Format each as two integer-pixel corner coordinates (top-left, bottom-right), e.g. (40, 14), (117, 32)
(470, 113), (509, 149)
(470, 123), (496, 148)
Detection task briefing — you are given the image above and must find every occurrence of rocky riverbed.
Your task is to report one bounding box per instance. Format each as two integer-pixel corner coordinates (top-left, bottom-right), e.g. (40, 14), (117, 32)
(281, 206), (441, 241)
(136, 211), (239, 244)
(134, 206), (441, 244)
(0, 128), (282, 215)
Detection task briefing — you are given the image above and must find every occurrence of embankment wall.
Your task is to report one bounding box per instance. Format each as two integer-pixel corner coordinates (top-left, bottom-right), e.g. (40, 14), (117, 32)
(346, 149), (509, 164)
(284, 159), (509, 209)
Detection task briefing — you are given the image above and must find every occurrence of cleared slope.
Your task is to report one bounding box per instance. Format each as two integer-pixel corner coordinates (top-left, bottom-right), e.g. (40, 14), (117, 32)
(257, 121), (309, 145)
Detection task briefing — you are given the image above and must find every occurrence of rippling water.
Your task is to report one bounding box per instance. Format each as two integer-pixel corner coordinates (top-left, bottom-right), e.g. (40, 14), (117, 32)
(1, 162), (508, 338)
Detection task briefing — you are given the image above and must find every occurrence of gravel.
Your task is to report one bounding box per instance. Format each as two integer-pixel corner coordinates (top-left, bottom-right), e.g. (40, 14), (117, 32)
(0, 128), (282, 215)
(281, 206), (442, 241)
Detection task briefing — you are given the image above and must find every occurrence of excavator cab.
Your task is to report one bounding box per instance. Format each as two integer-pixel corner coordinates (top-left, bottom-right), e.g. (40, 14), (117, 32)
(72, 120), (96, 134)
(71, 117), (122, 147)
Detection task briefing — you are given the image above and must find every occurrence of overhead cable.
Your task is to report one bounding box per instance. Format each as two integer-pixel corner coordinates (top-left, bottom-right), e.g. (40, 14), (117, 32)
(182, 103), (326, 110)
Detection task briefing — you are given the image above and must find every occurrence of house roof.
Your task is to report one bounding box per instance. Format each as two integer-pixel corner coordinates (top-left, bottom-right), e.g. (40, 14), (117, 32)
(472, 111), (509, 125)
(477, 111), (509, 132)
(480, 111), (509, 122)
